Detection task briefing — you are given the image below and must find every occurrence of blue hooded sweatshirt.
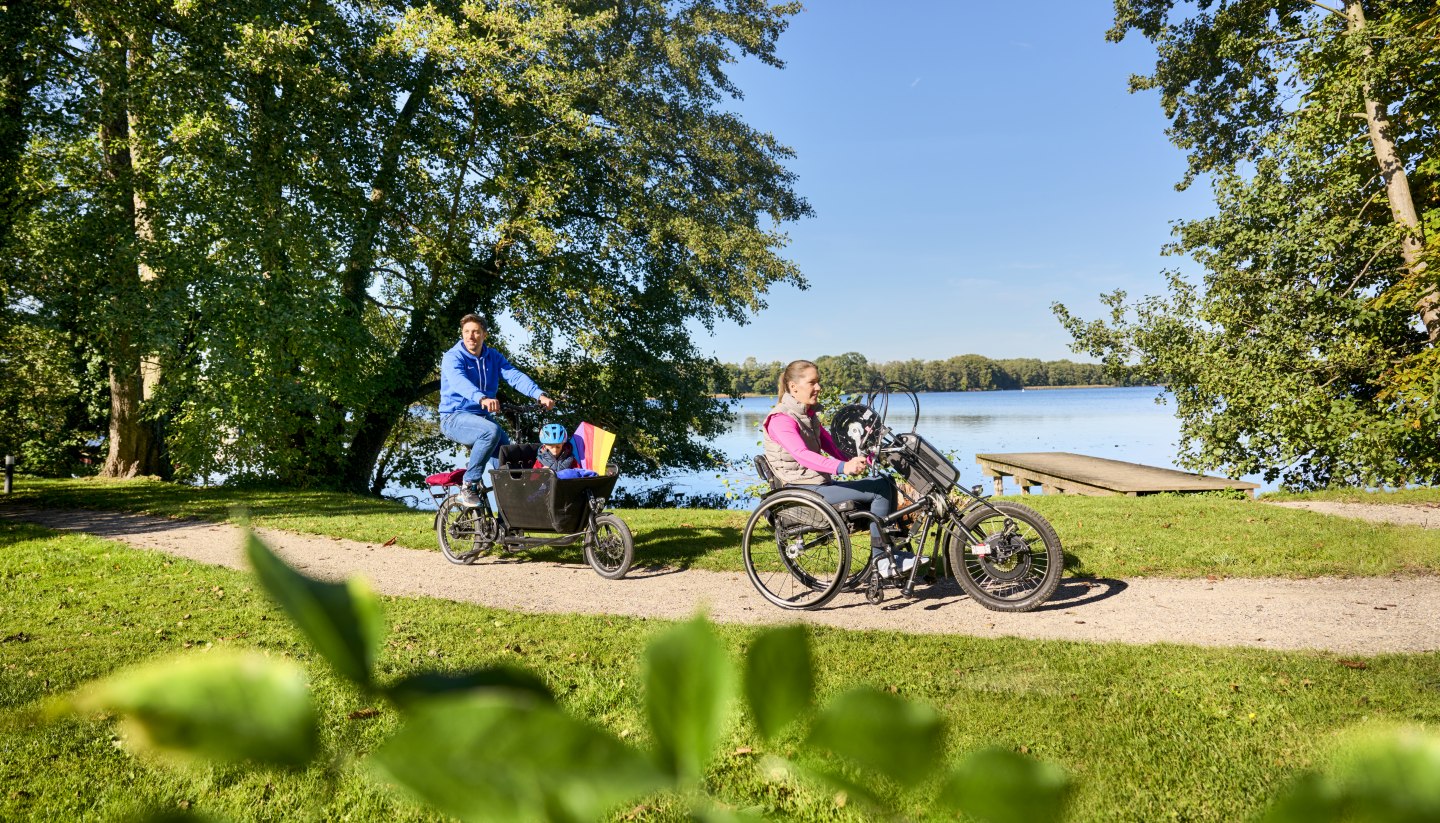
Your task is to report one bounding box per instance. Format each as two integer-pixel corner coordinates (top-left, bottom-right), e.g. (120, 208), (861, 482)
(438, 340), (545, 416)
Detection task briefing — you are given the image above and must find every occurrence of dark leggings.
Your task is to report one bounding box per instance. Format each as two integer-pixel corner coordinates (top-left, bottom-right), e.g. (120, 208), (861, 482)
(811, 477), (897, 557)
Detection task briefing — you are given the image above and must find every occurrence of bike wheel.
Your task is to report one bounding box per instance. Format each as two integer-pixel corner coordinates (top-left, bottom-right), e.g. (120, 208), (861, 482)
(947, 501), (1062, 612)
(585, 513), (634, 580)
(435, 496), (493, 564)
(742, 492), (851, 610)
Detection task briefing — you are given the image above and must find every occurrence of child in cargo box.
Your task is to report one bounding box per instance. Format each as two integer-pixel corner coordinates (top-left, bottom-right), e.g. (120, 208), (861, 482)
(535, 423), (580, 471)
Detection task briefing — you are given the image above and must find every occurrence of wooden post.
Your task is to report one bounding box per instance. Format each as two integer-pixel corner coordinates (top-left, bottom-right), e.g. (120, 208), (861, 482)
(4, 455), (13, 494)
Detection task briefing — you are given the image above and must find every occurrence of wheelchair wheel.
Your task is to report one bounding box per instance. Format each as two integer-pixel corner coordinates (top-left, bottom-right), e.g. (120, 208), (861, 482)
(843, 553), (874, 591)
(742, 492), (851, 610)
(585, 513), (634, 580)
(435, 496), (494, 564)
(946, 501), (1062, 612)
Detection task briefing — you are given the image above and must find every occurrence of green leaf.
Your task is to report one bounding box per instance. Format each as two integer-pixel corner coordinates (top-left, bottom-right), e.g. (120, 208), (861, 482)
(1258, 772), (1342, 823)
(643, 615), (735, 783)
(938, 746), (1072, 823)
(743, 624), (813, 741)
(690, 801), (770, 823)
(1260, 726), (1440, 823)
(785, 757), (884, 810)
(385, 666), (554, 710)
(805, 688), (945, 788)
(74, 650), (316, 768)
(371, 692), (666, 823)
(243, 529), (385, 688)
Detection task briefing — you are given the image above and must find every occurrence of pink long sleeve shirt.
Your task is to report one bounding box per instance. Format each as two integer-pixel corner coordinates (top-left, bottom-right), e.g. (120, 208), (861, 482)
(763, 412), (848, 476)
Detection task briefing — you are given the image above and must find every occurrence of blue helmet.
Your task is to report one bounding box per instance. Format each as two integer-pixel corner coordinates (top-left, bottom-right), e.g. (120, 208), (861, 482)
(540, 423), (568, 445)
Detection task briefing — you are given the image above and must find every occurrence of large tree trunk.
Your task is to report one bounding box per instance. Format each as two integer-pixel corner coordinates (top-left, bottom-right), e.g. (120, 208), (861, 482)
(342, 339), (433, 495)
(335, 60), (441, 494)
(98, 29), (164, 478)
(1346, 0), (1436, 341)
(339, 254), (505, 493)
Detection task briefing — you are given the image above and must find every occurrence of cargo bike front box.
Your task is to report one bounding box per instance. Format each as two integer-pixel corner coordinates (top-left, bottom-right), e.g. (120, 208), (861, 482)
(431, 443), (634, 579)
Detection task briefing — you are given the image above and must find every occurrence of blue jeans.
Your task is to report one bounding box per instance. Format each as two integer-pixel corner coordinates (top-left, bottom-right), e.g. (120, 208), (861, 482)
(440, 411), (511, 486)
(812, 477), (897, 557)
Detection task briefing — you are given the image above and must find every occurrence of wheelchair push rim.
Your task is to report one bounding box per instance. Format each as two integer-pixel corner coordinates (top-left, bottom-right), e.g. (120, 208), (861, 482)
(741, 490), (852, 610)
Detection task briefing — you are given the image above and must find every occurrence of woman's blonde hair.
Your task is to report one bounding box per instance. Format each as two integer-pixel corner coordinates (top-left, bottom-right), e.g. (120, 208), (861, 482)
(778, 359), (818, 401)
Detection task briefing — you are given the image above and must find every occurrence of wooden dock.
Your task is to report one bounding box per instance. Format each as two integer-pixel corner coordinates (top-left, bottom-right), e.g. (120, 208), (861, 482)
(974, 452), (1259, 498)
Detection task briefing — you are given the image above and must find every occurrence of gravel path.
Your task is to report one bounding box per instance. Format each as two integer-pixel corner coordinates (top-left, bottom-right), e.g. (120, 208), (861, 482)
(4, 503), (1439, 655)
(1265, 500), (1440, 528)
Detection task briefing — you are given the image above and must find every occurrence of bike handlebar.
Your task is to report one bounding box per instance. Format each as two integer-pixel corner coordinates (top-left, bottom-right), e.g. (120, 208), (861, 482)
(493, 400), (564, 412)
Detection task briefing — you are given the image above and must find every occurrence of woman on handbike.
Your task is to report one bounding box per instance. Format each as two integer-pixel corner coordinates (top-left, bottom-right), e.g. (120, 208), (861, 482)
(762, 359), (925, 578)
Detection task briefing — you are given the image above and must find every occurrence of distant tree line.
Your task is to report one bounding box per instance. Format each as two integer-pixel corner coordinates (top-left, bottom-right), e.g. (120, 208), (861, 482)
(713, 352), (1137, 396)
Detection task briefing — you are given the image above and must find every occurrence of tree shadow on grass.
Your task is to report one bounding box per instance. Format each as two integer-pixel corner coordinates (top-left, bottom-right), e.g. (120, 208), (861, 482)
(499, 525), (744, 574)
(17, 483), (415, 525)
(0, 515), (59, 547)
(632, 526), (744, 571)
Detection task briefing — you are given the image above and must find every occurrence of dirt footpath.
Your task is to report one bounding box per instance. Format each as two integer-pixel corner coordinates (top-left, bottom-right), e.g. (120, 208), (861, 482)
(1265, 500), (1440, 528)
(4, 504), (1439, 655)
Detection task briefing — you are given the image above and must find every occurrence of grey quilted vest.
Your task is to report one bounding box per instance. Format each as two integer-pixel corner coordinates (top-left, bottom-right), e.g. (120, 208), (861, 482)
(761, 394), (833, 486)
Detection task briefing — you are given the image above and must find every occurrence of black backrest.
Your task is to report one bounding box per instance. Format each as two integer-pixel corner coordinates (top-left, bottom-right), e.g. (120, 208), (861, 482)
(754, 455), (781, 491)
(497, 443), (539, 471)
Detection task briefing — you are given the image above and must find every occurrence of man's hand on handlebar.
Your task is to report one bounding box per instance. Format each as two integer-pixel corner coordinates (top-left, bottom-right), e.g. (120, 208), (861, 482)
(490, 397), (559, 414)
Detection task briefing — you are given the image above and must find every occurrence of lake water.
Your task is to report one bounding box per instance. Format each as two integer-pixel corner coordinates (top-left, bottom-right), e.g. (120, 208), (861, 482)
(612, 386), (1271, 505)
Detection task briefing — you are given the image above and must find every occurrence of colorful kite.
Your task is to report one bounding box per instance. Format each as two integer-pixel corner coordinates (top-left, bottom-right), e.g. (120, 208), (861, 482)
(571, 422), (616, 474)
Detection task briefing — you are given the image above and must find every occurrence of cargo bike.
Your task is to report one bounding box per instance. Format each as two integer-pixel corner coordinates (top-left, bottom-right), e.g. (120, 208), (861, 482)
(428, 420), (634, 579)
(742, 384), (1064, 612)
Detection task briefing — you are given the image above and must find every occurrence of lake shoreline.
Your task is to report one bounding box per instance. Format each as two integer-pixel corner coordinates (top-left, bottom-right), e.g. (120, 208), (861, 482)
(713, 384), (1137, 399)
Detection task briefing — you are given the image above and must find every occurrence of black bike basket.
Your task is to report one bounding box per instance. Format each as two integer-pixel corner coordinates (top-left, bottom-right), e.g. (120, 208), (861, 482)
(884, 432), (958, 497)
(489, 468), (620, 533)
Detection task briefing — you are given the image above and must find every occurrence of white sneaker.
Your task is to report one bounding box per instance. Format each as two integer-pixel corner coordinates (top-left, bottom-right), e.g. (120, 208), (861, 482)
(875, 552), (927, 578)
(458, 483), (483, 508)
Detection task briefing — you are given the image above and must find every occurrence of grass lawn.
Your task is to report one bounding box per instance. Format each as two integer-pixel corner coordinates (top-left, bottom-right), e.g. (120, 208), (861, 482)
(6, 476), (1440, 579)
(3, 520), (1440, 821)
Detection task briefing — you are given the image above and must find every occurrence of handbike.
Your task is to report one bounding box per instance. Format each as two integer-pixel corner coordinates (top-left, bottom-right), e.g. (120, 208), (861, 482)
(741, 384), (1063, 612)
(427, 406), (634, 579)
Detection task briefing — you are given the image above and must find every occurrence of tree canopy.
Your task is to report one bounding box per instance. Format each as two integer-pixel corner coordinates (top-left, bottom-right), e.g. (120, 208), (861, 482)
(1055, 0), (1438, 490)
(2, 0), (811, 491)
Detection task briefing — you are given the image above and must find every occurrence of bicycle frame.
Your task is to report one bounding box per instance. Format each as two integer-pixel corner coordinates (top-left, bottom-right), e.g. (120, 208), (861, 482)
(842, 384), (1035, 597)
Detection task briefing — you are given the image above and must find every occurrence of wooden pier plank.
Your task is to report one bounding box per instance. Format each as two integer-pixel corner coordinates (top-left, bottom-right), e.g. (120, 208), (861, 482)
(975, 452), (1258, 497)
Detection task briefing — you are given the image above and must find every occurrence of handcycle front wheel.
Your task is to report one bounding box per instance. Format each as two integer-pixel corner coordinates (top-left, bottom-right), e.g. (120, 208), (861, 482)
(742, 491), (851, 610)
(946, 501), (1063, 612)
(435, 496), (495, 564)
(585, 513), (634, 579)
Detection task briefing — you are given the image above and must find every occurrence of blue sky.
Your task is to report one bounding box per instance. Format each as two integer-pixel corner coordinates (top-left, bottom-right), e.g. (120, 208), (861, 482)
(692, 1), (1215, 365)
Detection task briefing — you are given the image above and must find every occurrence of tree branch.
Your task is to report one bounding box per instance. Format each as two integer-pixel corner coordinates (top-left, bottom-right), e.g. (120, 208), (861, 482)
(1301, 0), (1344, 16)
(1345, 237), (1398, 296)
(364, 294), (414, 313)
(1352, 180), (1383, 224)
